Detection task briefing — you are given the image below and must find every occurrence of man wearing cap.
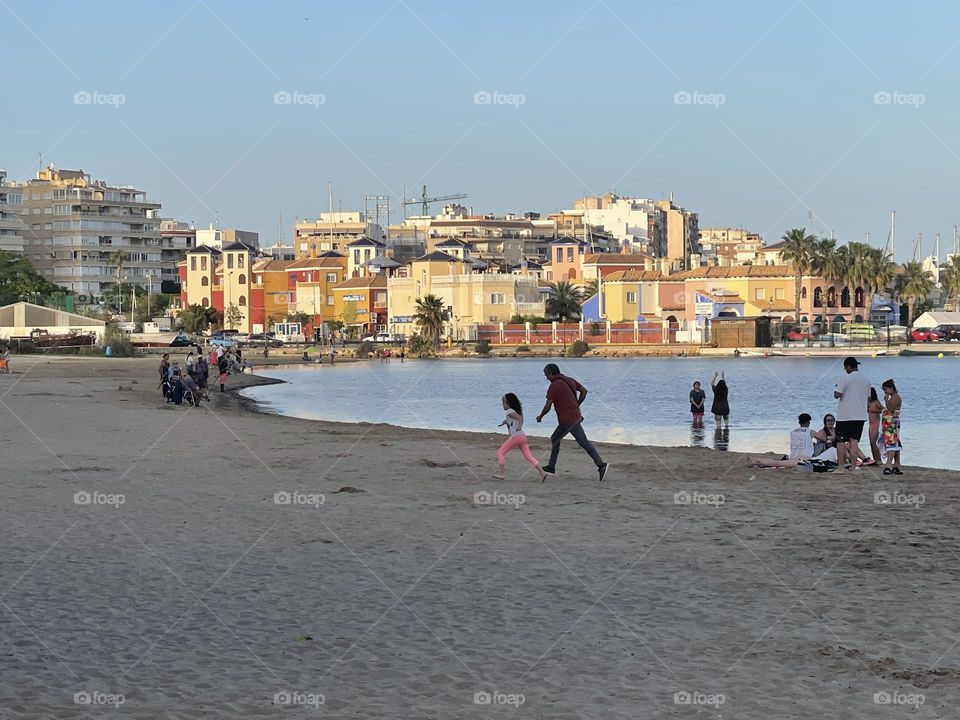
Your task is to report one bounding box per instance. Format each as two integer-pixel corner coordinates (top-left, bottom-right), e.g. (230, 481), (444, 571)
(789, 413), (817, 459)
(833, 357), (871, 473)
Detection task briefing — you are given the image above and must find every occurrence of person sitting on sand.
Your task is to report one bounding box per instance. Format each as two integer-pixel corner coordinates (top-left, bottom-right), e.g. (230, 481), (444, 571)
(0, 346), (11, 373)
(494, 393), (548, 482)
(748, 413), (839, 468)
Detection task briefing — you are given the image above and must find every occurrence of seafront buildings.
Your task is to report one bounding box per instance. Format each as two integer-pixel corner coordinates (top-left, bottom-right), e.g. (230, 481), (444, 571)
(0, 170), (25, 254)
(9, 166), (163, 304)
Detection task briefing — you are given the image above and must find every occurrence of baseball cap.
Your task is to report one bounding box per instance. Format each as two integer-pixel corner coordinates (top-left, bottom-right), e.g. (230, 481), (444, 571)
(843, 356), (860, 368)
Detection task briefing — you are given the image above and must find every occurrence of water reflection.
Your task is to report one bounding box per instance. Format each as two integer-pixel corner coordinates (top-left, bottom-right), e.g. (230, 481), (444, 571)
(713, 427), (730, 451)
(690, 422), (707, 448)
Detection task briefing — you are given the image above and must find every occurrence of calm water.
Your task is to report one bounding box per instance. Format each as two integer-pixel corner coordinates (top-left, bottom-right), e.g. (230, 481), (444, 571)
(241, 356), (959, 470)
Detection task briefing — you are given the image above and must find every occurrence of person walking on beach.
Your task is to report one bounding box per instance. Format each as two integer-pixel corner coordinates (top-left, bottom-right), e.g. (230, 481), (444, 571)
(195, 352), (210, 401)
(711, 371), (730, 429)
(689, 381), (706, 428)
(494, 393), (549, 482)
(329, 345), (336, 365)
(535, 363), (609, 481)
(185, 350), (196, 378)
(881, 379), (903, 475)
(833, 356), (871, 474)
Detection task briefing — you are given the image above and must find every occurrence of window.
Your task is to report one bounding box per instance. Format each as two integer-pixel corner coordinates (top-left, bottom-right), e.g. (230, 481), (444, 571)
(201, 297), (209, 306)
(813, 287), (822, 307)
(775, 287), (785, 300)
(227, 254), (233, 269)
(326, 272), (337, 283)
(840, 287), (850, 308)
(626, 292), (637, 303)
(566, 248), (573, 262)
(801, 287), (808, 299)
(190, 256), (196, 271)
(556, 248), (562, 263)
(201, 256), (207, 271)
(490, 293), (505, 304)
(201, 276), (209, 287)
(354, 250), (361, 265)
(238, 295), (246, 306)
(238, 254), (244, 269)
(755, 288), (765, 300)
(238, 273), (246, 285)
(327, 295), (334, 305)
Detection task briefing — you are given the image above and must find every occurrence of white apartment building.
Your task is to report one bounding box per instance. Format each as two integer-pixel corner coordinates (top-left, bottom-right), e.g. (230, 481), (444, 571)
(13, 166), (162, 302)
(575, 195), (665, 256)
(0, 170), (25, 254)
(194, 224), (259, 250)
(295, 211), (384, 258)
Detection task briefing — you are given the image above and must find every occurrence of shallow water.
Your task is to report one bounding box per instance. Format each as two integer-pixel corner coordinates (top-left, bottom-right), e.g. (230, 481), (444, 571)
(241, 356), (957, 470)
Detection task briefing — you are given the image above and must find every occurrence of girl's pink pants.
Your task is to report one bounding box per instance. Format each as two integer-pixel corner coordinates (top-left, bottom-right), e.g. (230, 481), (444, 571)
(497, 433), (539, 466)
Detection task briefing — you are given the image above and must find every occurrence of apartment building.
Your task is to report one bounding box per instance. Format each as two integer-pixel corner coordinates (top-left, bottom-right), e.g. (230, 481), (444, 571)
(0, 170), (25, 254)
(12, 166), (162, 303)
(574, 194), (666, 257)
(295, 211), (384, 258)
(194, 224), (259, 250)
(159, 219), (196, 292)
(654, 198), (700, 268)
(698, 227), (763, 266)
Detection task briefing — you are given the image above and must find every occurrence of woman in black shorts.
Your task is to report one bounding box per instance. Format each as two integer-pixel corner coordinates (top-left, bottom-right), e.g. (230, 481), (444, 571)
(711, 370), (730, 429)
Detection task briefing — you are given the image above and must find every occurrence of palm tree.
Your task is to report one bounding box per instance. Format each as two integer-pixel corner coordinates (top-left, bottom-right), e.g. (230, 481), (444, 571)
(545, 280), (585, 323)
(779, 228), (816, 329)
(812, 238), (838, 332)
(844, 241), (872, 326)
(583, 278), (599, 299)
(896, 261), (934, 329)
(107, 249), (128, 312)
(414, 294), (447, 348)
(863, 246), (896, 317)
(939, 254), (960, 311)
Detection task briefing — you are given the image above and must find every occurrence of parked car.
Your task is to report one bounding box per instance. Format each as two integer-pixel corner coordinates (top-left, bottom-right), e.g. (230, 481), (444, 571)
(361, 332), (403, 343)
(910, 328), (944, 342)
(246, 333), (284, 348)
(169, 333), (192, 347)
(784, 329), (814, 341)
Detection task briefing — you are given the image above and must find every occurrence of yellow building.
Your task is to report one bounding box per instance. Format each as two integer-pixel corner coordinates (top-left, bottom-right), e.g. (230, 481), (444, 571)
(184, 246), (220, 309)
(220, 241), (256, 331)
(598, 270), (665, 321)
(387, 251), (544, 338)
(287, 254), (349, 326)
(677, 266), (797, 323)
(251, 258), (294, 327)
(333, 275), (388, 334)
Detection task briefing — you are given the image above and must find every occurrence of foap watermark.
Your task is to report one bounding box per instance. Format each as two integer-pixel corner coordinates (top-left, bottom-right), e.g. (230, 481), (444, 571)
(674, 690), (725, 707)
(273, 690), (325, 708)
(874, 690), (925, 707)
(274, 491), (325, 508)
(473, 90), (525, 108)
(74, 690), (125, 708)
(273, 90), (325, 108)
(673, 90), (725, 108)
(874, 489), (925, 508)
(874, 90), (925, 108)
(674, 490), (725, 507)
(474, 490), (525, 509)
(74, 490), (125, 508)
(73, 90), (125, 108)
(473, 690), (525, 707)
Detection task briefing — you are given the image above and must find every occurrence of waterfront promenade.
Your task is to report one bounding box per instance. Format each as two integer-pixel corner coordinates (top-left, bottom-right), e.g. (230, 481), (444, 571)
(1, 357), (959, 718)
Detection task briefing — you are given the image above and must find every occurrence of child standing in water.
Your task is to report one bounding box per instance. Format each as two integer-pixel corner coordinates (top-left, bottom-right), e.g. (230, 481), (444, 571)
(495, 393), (548, 482)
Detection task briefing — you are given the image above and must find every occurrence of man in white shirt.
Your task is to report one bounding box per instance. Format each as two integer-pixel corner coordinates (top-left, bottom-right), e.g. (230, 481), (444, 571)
(789, 413), (817, 459)
(833, 356), (871, 473)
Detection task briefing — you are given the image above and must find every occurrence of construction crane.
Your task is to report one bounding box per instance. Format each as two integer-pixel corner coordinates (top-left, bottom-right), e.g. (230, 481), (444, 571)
(401, 184), (467, 217)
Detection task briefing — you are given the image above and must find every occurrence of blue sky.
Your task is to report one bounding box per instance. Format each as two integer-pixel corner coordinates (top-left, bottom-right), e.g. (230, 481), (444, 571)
(2, 0), (959, 261)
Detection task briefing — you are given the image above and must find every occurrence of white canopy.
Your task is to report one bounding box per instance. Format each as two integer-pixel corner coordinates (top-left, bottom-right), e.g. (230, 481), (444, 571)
(913, 311), (960, 329)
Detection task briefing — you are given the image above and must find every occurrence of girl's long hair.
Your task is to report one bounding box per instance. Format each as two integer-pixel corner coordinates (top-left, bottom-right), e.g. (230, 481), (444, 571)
(503, 392), (523, 416)
(869, 387), (878, 402)
(882, 378), (898, 393)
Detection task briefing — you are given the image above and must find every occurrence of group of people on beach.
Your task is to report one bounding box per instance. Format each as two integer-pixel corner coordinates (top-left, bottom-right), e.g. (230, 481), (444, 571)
(494, 363), (610, 482)
(159, 344), (250, 406)
(749, 356), (904, 474)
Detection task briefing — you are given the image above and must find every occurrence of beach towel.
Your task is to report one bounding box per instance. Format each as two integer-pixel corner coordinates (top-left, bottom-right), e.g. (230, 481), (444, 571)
(881, 410), (902, 451)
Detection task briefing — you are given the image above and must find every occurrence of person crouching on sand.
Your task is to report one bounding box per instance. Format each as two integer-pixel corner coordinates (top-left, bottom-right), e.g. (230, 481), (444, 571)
(494, 393), (548, 482)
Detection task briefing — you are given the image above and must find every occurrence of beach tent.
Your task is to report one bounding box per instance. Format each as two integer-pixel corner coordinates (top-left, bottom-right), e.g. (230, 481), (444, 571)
(0, 302), (106, 341)
(913, 311), (960, 329)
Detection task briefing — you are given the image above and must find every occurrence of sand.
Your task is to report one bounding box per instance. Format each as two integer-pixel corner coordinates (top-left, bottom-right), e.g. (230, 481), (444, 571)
(1, 355), (959, 718)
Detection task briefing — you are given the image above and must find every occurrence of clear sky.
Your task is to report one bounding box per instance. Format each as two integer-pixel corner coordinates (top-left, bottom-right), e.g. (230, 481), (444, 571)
(2, 0), (959, 261)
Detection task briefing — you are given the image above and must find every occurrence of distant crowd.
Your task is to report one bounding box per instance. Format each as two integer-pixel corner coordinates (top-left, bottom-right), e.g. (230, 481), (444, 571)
(158, 345), (250, 407)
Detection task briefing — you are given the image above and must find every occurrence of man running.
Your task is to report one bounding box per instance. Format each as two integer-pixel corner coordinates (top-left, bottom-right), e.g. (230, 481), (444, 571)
(536, 363), (609, 481)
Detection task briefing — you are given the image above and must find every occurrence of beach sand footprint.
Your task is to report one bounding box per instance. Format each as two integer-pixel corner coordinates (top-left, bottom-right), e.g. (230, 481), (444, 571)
(420, 459), (468, 469)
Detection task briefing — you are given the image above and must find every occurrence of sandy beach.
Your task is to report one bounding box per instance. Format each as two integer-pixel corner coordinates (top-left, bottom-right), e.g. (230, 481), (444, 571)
(1, 356), (959, 718)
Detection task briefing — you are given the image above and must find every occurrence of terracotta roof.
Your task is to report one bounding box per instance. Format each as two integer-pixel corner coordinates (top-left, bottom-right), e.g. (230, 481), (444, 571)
(660, 303), (685, 311)
(764, 298), (796, 311)
(703, 292), (745, 303)
(584, 253), (653, 264)
(674, 264), (794, 279)
(602, 270), (664, 282)
(252, 258), (295, 272)
(335, 274), (388, 289)
(286, 257), (346, 270)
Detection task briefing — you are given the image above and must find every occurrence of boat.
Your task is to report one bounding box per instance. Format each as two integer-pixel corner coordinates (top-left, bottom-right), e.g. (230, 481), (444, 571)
(26, 329), (97, 348)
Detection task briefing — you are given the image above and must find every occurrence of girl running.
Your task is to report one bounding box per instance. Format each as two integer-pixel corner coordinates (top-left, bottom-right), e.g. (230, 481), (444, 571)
(495, 393), (548, 482)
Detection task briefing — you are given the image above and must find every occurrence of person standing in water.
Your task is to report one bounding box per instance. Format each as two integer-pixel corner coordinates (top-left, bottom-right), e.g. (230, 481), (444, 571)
(689, 381), (706, 428)
(535, 363), (609, 481)
(494, 393), (548, 482)
(710, 370), (730, 429)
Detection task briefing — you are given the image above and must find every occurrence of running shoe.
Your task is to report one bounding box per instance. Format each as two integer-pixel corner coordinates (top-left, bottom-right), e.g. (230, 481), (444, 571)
(541, 465), (556, 476)
(598, 463), (610, 482)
